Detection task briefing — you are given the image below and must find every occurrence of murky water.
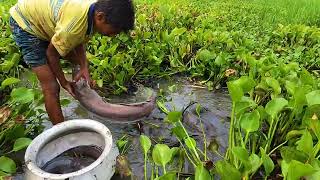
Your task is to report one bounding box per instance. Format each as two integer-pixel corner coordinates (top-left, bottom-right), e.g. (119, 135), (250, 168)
(41, 145), (101, 174)
(14, 76), (231, 179)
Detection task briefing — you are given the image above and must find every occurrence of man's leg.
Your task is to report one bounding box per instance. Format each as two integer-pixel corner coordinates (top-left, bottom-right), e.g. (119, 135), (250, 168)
(10, 17), (64, 125)
(32, 65), (64, 125)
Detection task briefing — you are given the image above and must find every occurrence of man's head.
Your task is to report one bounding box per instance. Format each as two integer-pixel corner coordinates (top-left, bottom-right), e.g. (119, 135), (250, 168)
(94, 0), (135, 36)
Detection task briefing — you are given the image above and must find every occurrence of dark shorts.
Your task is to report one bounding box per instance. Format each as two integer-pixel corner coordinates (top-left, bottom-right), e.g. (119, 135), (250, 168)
(9, 17), (49, 68)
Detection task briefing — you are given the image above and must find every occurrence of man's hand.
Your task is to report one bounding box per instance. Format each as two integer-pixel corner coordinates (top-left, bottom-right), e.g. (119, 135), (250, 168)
(65, 44), (96, 88)
(61, 80), (76, 97)
(73, 67), (95, 87)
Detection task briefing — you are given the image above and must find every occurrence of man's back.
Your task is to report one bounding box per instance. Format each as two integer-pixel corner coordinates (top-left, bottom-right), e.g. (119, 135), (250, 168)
(10, 0), (96, 56)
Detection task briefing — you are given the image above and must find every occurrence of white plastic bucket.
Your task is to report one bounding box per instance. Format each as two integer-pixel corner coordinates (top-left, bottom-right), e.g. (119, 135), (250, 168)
(24, 119), (119, 180)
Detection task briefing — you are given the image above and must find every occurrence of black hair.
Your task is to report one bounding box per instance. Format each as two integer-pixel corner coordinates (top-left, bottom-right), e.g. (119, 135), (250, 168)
(95, 0), (135, 32)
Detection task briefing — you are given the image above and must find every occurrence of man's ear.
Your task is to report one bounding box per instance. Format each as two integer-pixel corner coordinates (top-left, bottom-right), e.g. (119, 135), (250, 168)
(95, 12), (105, 21)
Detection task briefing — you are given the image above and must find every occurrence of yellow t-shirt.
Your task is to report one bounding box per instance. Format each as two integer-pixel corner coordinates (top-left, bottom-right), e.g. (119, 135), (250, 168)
(10, 0), (96, 57)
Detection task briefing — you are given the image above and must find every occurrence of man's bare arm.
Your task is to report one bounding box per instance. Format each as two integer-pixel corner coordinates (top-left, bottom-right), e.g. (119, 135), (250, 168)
(65, 44), (92, 86)
(66, 44), (88, 69)
(46, 43), (75, 97)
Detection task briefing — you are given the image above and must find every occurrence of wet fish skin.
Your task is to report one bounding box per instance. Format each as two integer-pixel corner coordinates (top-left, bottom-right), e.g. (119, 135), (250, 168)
(42, 156), (84, 174)
(72, 66), (156, 122)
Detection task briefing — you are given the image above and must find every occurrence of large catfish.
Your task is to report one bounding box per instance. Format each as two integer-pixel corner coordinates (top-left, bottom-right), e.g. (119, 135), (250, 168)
(72, 66), (156, 122)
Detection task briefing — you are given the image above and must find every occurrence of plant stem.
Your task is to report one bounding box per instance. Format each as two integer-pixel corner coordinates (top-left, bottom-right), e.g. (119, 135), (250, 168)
(199, 117), (207, 160)
(156, 166), (159, 178)
(2, 150), (14, 155)
(163, 165), (166, 174)
(312, 142), (320, 159)
(280, 110), (295, 141)
(265, 117), (275, 152)
(214, 150), (224, 159)
(196, 147), (206, 158)
(144, 121), (160, 128)
(177, 138), (197, 167)
(268, 141), (287, 156)
(268, 116), (280, 153)
(144, 155), (147, 180)
(151, 162), (154, 180)
(244, 132), (250, 147)
(178, 121), (200, 161)
(239, 128), (245, 148)
(251, 135), (257, 154)
(226, 102), (236, 161)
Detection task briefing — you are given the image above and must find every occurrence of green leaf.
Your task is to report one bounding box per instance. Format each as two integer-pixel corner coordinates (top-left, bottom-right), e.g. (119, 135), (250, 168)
(1, 77), (20, 89)
(5, 125), (25, 141)
(152, 144), (172, 167)
(240, 110), (260, 133)
(165, 111), (182, 123)
(116, 139), (128, 150)
(285, 81), (296, 95)
(232, 146), (249, 163)
(306, 90), (320, 106)
(196, 104), (201, 117)
(195, 164), (211, 180)
(301, 68), (315, 86)
(96, 79), (103, 88)
(25, 70), (38, 86)
(302, 105), (320, 129)
(11, 53), (20, 65)
(13, 137), (32, 152)
(265, 77), (281, 96)
(215, 53), (228, 66)
(227, 81), (243, 103)
(206, 81), (214, 91)
(156, 100), (169, 114)
(106, 43), (118, 56)
(286, 130), (304, 141)
(0, 60), (14, 72)
(308, 159), (320, 180)
(235, 97), (257, 118)
(265, 98), (288, 119)
(310, 115), (320, 140)
(248, 154), (262, 174)
(10, 87), (35, 104)
(170, 147), (179, 158)
(0, 170), (9, 177)
(168, 85), (177, 93)
(169, 27), (186, 37)
(137, 14), (147, 25)
(0, 156), (16, 174)
(208, 138), (219, 153)
(185, 137), (197, 150)
(292, 86), (308, 114)
(257, 106), (267, 121)
(198, 49), (214, 61)
(281, 160), (290, 179)
(296, 130), (313, 156)
(287, 160), (316, 180)
(261, 148), (274, 176)
(140, 135), (152, 155)
(60, 98), (71, 107)
(215, 160), (241, 180)
(233, 76), (256, 93)
(280, 146), (308, 163)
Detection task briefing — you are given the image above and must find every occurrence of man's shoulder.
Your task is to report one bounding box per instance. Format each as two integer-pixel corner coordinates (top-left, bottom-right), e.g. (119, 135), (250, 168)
(62, 0), (96, 10)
